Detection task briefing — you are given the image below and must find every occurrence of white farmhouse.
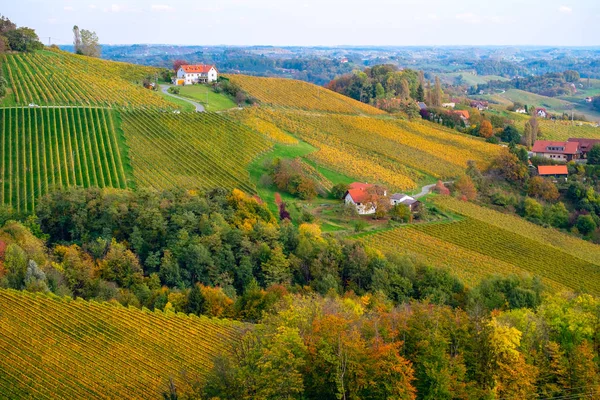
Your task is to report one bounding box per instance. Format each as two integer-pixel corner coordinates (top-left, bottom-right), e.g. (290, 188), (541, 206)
(344, 182), (387, 215)
(175, 64), (218, 85)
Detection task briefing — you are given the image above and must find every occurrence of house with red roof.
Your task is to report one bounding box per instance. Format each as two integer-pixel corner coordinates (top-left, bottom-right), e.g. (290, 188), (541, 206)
(537, 165), (569, 180)
(175, 64), (218, 85)
(532, 140), (579, 162)
(536, 108), (548, 118)
(344, 182), (387, 215)
(567, 138), (600, 159)
(452, 110), (470, 120)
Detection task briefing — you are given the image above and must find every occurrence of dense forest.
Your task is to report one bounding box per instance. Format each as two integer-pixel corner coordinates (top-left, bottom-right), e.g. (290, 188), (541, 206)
(470, 70), (583, 97)
(1, 186), (600, 399)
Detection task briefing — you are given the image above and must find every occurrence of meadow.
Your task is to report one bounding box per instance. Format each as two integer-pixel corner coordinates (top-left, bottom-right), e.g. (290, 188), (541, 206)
(0, 289), (241, 399)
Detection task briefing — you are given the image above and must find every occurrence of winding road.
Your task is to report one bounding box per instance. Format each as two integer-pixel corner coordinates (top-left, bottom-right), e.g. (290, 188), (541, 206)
(413, 181), (453, 199)
(160, 84), (205, 112)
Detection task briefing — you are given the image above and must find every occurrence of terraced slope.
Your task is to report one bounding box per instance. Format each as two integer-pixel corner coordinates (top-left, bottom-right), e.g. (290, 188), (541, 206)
(225, 74), (385, 115)
(361, 197), (600, 294)
(0, 289), (241, 399)
(243, 108), (500, 190)
(0, 107), (130, 212)
(120, 110), (272, 194)
(1, 50), (175, 108)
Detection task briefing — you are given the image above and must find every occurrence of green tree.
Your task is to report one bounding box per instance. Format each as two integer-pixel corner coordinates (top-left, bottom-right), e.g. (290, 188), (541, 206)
(576, 214), (597, 235)
(5, 27), (43, 52)
(80, 29), (101, 57)
(416, 84), (425, 102)
(375, 82), (385, 99)
(587, 144), (600, 165)
(262, 246), (291, 286)
(501, 125), (521, 144)
(98, 239), (143, 287)
(389, 204), (412, 222)
(545, 202), (570, 228)
(523, 197), (543, 222)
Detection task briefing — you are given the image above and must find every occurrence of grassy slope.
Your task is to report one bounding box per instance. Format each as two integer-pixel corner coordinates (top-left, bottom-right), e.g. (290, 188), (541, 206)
(0, 289), (241, 400)
(360, 196), (600, 293)
(176, 84), (238, 111)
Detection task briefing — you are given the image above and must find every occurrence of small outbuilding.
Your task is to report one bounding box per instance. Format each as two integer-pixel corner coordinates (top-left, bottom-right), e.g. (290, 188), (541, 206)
(537, 165), (569, 180)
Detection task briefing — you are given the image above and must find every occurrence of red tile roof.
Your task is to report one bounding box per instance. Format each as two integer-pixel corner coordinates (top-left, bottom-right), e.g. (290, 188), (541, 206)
(346, 182), (374, 204)
(568, 138), (600, 152)
(532, 140), (579, 155)
(453, 110), (470, 119)
(180, 64), (216, 73)
(538, 165), (568, 175)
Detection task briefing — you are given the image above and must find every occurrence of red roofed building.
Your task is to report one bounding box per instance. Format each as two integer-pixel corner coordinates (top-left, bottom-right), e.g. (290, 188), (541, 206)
(538, 165), (569, 179)
(453, 110), (470, 120)
(532, 140), (579, 161)
(344, 182), (387, 215)
(175, 64), (218, 85)
(567, 138), (600, 158)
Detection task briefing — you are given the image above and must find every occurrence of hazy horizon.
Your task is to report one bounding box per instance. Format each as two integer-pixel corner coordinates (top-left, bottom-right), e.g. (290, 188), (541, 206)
(4, 0), (599, 47)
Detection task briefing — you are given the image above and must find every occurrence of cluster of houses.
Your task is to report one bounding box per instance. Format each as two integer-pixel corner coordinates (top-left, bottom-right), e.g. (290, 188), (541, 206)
(532, 138), (600, 180)
(532, 138), (600, 161)
(173, 64), (219, 86)
(343, 182), (421, 215)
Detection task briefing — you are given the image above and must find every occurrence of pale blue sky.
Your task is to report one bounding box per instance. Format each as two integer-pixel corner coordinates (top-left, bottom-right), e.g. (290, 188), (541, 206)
(3, 0), (599, 46)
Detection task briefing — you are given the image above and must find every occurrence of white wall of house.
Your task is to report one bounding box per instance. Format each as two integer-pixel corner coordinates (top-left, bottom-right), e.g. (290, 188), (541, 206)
(536, 152), (568, 161)
(390, 195), (413, 206)
(175, 67), (219, 85)
(345, 193), (375, 215)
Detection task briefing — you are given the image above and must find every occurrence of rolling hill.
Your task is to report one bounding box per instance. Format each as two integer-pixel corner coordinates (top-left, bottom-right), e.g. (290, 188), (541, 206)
(1, 49), (176, 109)
(0, 289), (242, 399)
(361, 196), (600, 294)
(225, 74), (386, 114)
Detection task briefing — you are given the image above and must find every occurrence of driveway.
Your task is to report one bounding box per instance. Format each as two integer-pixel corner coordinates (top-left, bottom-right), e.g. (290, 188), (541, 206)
(160, 85), (205, 112)
(413, 181), (453, 199)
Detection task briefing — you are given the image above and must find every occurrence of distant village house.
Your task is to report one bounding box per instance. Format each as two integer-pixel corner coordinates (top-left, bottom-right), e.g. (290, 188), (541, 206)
(470, 100), (488, 111)
(536, 108), (548, 118)
(532, 140), (579, 161)
(174, 64), (218, 85)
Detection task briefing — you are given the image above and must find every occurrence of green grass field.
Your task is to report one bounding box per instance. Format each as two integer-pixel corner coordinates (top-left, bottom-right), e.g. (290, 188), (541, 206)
(176, 85), (238, 111)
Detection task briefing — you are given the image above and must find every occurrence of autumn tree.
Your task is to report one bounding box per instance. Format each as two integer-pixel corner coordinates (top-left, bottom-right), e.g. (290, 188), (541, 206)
(522, 117), (540, 147)
(433, 76), (443, 107)
(173, 59), (188, 72)
(479, 119), (494, 138)
(454, 175), (477, 201)
(491, 151), (528, 183)
(527, 176), (559, 201)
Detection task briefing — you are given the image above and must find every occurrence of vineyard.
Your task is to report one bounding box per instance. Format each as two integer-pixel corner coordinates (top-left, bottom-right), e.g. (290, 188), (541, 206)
(1, 50), (175, 108)
(513, 118), (600, 140)
(242, 108), (501, 190)
(0, 289), (242, 399)
(120, 110), (272, 193)
(0, 107), (130, 212)
(225, 74), (385, 115)
(362, 198), (600, 294)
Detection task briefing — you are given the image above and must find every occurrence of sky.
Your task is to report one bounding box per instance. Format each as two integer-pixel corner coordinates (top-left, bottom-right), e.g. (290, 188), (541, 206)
(3, 0), (600, 47)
